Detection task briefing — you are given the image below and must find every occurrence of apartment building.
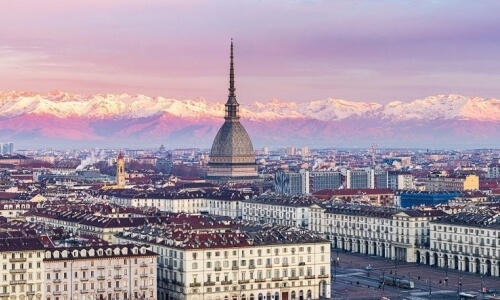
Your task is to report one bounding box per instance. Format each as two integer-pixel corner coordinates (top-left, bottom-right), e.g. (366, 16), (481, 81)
(242, 196), (315, 227)
(0, 232), (45, 300)
(426, 210), (500, 277)
(44, 244), (158, 300)
(116, 218), (331, 300)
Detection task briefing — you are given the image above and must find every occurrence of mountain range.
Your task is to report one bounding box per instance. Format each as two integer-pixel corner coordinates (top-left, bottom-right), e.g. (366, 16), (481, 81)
(0, 91), (499, 149)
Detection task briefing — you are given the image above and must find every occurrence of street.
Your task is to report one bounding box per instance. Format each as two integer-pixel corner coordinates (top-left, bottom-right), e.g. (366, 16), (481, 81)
(330, 251), (500, 300)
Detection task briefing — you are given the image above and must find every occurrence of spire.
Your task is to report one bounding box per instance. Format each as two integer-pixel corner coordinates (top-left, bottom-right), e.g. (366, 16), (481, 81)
(225, 39), (240, 120)
(229, 38), (235, 98)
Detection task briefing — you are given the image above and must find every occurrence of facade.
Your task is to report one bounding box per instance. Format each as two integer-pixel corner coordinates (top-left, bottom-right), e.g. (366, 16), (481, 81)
(207, 41), (258, 183)
(309, 172), (342, 192)
(395, 190), (461, 208)
(387, 171), (413, 190)
(488, 163), (500, 178)
(419, 173), (479, 191)
(242, 196), (314, 227)
(0, 232), (45, 300)
(308, 203), (446, 263)
(43, 244), (157, 300)
(116, 220), (331, 300)
(274, 170), (309, 195)
(313, 189), (395, 206)
(116, 152), (126, 187)
(425, 211), (500, 277)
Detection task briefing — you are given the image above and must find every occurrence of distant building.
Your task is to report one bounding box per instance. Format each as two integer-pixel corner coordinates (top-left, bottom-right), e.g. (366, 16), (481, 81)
(395, 190), (461, 208)
(488, 163), (500, 178)
(207, 41), (258, 183)
(419, 173), (479, 191)
(345, 168), (387, 189)
(0, 142), (14, 155)
(274, 169), (309, 195)
(116, 152), (126, 187)
(388, 171), (414, 190)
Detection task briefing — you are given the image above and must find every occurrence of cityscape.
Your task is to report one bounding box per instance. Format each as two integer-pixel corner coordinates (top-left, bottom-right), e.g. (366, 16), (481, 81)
(1, 2), (500, 300)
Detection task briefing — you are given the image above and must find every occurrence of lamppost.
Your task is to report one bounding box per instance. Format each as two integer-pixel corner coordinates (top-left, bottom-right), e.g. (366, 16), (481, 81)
(481, 276), (484, 296)
(428, 279), (432, 300)
(457, 272), (462, 300)
(445, 262), (448, 287)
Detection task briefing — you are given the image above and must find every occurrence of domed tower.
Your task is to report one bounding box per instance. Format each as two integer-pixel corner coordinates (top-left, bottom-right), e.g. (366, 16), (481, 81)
(207, 41), (258, 182)
(116, 151), (126, 187)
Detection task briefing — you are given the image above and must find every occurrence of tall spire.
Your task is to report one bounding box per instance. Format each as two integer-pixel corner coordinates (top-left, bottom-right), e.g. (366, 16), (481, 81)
(225, 39), (240, 120)
(229, 38), (236, 98)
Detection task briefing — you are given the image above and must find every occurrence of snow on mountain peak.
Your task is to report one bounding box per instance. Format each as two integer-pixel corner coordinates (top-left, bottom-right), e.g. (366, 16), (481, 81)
(0, 91), (498, 122)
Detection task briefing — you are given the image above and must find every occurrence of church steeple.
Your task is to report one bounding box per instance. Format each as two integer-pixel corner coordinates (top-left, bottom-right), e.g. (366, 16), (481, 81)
(225, 39), (240, 120)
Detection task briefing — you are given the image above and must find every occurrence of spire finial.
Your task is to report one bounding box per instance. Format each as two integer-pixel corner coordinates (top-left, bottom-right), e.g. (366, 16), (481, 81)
(229, 39), (235, 97)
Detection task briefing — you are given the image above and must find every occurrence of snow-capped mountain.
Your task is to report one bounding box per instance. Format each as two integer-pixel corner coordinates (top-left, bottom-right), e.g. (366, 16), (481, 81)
(0, 91), (498, 148)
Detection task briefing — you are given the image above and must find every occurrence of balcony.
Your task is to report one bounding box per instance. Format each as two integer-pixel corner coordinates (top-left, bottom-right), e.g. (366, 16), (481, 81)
(0, 293), (10, 297)
(97, 276), (106, 280)
(288, 276), (299, 280)
(97, 288), (106, 293)
(53, 291), (62, 295)
(114, 265), (122, 269)
(80, 278), (89, 281)
(204, 281), (215, 286)
(304, 275), (315, 279)
(249, 265), (256, 269)
(27, 291), (36, 296)
(318, 274), (329, 278)
(221, 280), (233, 285)
(141, 262), (148, 267)
(140, 286), (149, 290)
(9, 258), (27, 263)
(298, 262), (305, 266)
(189, 282), (201, 287)
(282, 263), (289, 267)
(9, 280), (27, 285)
(97, 266), (105, 269)
(271, 277), (283, 281)
(81, 266), (88, 270)
(114, 287), (122, 292)
(265, 264), (272, 268)
(215, 267), (222, 271)
(167, 264), (174, 270)
(140, 274), (148, 278)
(81, 290), (90, 294)
(114, 275), (122, 280)
(238, 280), (250, 284)
(9, 269), (27, 274)
(255, 279), (266, 283)
(232, 266), (239, 270)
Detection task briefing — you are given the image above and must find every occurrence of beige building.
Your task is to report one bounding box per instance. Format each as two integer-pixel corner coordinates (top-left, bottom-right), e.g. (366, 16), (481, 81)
(116, 218), (331, 300)
(420, 173), (479, 191)
(44, 244), (158, 300)
(0, 233), (45, 300)
(308, 203), (446, 263)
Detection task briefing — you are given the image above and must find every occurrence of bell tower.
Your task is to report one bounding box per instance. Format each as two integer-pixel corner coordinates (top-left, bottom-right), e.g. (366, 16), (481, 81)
(116, 152), (126, 187)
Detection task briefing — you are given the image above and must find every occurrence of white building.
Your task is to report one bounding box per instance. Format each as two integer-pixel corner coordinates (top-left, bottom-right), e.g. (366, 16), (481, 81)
(426, 210), (500, 277)
(116, 218), (331, 300)
(242, 196), (314, 227)
(44, 244), (158, 300)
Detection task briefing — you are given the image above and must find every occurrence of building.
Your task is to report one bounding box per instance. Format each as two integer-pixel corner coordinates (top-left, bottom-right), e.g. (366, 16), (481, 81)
(308, 203), (446, 263)
(242, 195), (314, 227)
(43, 244), (158, 300)
(395, 190), (461, 208)
(0, 232), (45, 300)
(309, 171), (342, 192)
(274, 169), (309, 195)
(344, 168), (387, 189)
(387, 171), (413, 190)
(116, 219), (331, 300)
(419, 173), (479, 191)
(207, 41), (258, 183)
(313, 189), (395, 206)
(488, 163), (500, 178)
(426, 210), (500, 277)
(116, 152), (126, 187)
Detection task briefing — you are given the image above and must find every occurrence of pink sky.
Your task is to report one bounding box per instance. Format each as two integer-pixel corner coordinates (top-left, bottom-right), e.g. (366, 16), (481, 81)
(1, 0), (500, 104)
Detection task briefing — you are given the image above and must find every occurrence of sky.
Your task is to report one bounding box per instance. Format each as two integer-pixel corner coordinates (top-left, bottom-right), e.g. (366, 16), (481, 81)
(1, 0), (500, 104)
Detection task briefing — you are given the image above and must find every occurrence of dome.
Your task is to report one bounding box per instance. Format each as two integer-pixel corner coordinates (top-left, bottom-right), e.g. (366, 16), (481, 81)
(210, 120), (255, 161)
